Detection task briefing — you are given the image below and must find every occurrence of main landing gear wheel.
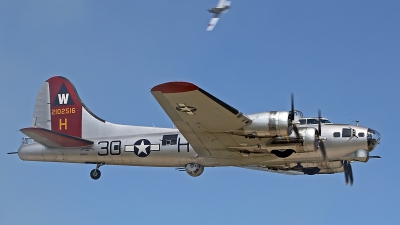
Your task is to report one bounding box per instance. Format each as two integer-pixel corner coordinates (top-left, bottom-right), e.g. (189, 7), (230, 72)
(90, 162), (105, 180)
(90, 169), (101, 180)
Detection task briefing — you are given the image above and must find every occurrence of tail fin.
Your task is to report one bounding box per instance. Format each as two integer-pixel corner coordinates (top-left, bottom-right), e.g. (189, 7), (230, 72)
(32, 76), (105, 138)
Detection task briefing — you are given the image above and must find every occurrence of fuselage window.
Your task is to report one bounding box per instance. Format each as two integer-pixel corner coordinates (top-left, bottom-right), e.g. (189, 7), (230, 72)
(333, 132), (340, 137)
(342, 128), (352, 137)
(299, 119), (306, 125)
(358, 132), (365, 137)
(162, 134), (178, 145)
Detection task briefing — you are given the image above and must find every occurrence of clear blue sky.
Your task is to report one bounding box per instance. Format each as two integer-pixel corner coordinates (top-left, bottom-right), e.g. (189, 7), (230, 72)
(1, 1), (399, 224)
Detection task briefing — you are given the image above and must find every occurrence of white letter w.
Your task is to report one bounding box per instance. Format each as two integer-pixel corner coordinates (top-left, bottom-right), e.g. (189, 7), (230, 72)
(58, 94), (69, 105)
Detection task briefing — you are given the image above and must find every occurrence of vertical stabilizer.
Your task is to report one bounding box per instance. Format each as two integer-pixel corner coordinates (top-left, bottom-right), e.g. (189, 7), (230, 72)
(30, 76), (176, 139)
(32, 76), (105, 139)
(47, 76), (84, 138)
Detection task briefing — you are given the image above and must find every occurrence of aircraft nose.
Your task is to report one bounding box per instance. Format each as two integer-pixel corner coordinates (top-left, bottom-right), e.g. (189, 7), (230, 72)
(367, 128), (381, 151)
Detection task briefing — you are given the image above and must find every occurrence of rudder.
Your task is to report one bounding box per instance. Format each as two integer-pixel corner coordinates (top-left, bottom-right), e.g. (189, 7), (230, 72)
(32, 76), (104, 138)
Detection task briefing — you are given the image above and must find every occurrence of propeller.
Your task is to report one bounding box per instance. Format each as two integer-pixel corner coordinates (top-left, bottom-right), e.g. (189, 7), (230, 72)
(290, 93), (300, 139)
(317, 109), (327, 160)
(342, 160), (354, 186)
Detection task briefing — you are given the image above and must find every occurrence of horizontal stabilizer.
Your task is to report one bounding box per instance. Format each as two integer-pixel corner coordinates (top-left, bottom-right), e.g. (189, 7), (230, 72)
(20, 127), (94, 148)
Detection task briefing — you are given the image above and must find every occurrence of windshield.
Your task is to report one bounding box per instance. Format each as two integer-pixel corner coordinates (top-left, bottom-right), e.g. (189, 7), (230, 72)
(320, 119), (332, 124)
(307, 119), (318, 124)
(304, 118), (332, 124)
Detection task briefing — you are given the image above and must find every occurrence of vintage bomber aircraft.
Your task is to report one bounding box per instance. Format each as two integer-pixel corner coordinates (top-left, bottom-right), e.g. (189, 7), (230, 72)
(206, 0), (231, 31)
(11, 76), (381, 185)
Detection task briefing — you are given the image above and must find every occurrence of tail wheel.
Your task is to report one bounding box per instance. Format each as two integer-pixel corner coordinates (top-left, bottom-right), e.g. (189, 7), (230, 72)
(90, 169), (101, 180)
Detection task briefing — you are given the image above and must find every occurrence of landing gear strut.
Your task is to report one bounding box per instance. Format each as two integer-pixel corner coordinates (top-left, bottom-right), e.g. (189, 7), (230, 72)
(90, 162), (105, 180)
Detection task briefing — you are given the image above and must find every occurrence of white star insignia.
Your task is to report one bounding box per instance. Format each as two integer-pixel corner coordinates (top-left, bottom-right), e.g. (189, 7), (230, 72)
(135, 140), (150, 155)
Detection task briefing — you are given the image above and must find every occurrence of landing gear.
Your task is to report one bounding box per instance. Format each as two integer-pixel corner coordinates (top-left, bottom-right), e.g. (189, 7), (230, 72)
(185, 163), (204, 177)
(90, 169), (101, 180)
(90, 162), (104, 180)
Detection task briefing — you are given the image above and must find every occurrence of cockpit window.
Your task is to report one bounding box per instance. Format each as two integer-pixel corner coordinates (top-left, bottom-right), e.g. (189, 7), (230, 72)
(307, 119), (318, 124)
(358, 132), (365, 137)
(333, 132), (340, 137)
(300, 118), (332, 125)
(320, 119), (332, 124)
(342, 128), (351, 137)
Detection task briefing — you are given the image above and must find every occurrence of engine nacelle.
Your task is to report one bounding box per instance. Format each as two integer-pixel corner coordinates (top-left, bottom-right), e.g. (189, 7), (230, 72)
(243, 111), (291, 137)
(299, 127), (318, 153)
(185, 163), (204, 177)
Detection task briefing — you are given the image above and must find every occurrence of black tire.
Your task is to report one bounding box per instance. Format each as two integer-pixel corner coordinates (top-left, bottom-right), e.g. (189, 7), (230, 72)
(271, 149), (295, 158)
(90, 169), (101, 180)
(301, 167), (321, 175)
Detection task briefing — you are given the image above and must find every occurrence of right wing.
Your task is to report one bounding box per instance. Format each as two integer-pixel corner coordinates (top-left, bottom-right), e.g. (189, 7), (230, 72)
(207, 16), (220, 31)
(151, 82), (252, 157)
(216, 0), (228, 8)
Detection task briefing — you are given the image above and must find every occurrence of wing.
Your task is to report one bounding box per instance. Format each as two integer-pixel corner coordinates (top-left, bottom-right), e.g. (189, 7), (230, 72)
(217, 0), (230, 8)
(207, 16), (220, 31)
(216, 0), (225, 7)
(151, 82), (252, 157)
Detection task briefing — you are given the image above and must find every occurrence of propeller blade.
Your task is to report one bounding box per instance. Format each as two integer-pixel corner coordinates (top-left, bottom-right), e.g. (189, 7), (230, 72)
(344, 163), (349, 185)
(318, 109), (322, 136)
(369, 156), (381, 159)
(348, 163), (354, 186)
(290, 93), (300, 139)
(319, 140), (327, 160)
(342, 160), (354, 186)
(293, 125), (300, 139)
(316, 109), (327, 160)
(291, 93), (295, 121)
(342, 160), (349, 185)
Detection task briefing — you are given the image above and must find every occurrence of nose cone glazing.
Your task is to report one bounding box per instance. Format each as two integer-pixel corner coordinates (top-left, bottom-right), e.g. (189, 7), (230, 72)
(367, 128), (381, 151)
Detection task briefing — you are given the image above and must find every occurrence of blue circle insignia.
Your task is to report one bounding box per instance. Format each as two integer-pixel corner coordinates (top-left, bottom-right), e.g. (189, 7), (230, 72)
(133, 139), (151, 157)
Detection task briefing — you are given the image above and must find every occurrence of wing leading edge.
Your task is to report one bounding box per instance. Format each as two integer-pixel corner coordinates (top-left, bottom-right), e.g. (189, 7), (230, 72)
(151, 82), (251, 157)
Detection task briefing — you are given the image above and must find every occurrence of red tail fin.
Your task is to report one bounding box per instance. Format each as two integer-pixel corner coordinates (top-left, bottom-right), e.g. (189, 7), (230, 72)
(47, 76), (84, 138)
(32, 76), (137, 139)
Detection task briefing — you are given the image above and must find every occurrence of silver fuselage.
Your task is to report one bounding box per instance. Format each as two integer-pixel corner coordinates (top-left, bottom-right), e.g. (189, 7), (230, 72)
(18, 123), (379, 168)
